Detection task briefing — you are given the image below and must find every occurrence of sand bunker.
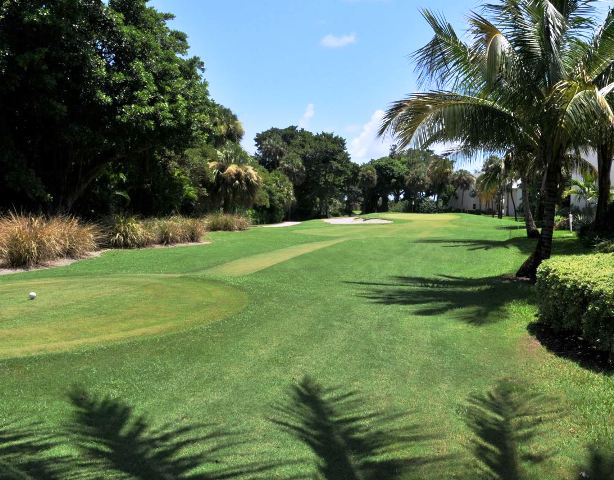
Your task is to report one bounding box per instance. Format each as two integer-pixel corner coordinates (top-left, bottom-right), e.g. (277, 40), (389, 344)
(261, 221), (302, 228)
(323, 217), (392, 225)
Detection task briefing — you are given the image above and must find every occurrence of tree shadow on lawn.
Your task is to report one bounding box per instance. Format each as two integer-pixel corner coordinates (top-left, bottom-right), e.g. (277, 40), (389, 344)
(270, 376), (452, 480)
(347, 275), (533, 326)
(527, 323), (614, 375)
(412, 236), (582, 256)
(412, 237), (535, 253)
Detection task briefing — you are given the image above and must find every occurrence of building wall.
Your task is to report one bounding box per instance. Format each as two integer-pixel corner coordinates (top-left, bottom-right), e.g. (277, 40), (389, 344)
(448, 185), (522, 217)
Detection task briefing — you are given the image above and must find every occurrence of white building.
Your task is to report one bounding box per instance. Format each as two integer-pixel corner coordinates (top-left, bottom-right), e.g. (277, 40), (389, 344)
(448, 150), (614, 216)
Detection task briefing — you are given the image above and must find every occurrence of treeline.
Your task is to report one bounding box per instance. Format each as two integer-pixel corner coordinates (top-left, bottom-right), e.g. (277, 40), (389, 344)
(0, 0), (256, 218)
(0, 0), (465, 223)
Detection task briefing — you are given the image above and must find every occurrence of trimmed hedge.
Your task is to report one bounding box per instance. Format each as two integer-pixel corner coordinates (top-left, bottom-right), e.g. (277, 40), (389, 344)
(536, 254), (614, 354)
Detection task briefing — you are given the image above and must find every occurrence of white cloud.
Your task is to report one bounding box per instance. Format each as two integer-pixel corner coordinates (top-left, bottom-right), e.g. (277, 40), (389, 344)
(298, 103), (315, 129)
(320, 33), (357, 48)
(349, 110), (392, 164)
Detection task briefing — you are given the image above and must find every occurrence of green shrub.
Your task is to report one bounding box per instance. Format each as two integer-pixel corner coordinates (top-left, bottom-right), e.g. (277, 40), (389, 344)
(0, 213), (99, 268)
(104, 215), (154, 249)
(595, 239), (614, 253)
(389, 200), (411, 213)
(205, 213), (250, 231)
(553, 214), (569, 230)
(536, 254), (614, 354)
(415, 198), (441, 214)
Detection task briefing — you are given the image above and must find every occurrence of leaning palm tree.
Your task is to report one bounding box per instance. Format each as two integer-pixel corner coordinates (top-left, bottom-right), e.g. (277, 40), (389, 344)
(380, 0), (614, 279)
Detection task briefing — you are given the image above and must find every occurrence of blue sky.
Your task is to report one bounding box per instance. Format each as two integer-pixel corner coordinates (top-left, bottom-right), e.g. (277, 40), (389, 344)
(151, 0), (611, 166)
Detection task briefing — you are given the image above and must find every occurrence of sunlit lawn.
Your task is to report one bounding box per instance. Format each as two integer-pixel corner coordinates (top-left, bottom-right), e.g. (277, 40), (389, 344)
(0, 213), (611, 478)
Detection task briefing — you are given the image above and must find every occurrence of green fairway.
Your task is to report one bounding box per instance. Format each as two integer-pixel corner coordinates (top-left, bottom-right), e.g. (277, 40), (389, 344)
(0, 213), (611, 478)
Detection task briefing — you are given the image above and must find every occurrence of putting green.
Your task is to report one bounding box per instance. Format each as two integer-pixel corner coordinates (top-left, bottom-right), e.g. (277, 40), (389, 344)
(0, 276), (247, 359)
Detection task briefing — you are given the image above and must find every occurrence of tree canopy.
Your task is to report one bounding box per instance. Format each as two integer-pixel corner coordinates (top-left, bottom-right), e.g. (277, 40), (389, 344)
(0, 0), (235, 213)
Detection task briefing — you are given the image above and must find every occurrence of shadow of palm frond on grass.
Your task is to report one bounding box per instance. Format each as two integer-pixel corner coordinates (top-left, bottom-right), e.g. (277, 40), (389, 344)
(577, 447), (614, 480)
(67, 387), (276, 480)
(413, 237), (536, 253)
(270, 376), (445, 480)
(412, 236), (583, 257)
(464, 379), (559, 480)
(347, 275), (533, 325)
(0, 421), (77, 479)
(0, 380), (611, 479)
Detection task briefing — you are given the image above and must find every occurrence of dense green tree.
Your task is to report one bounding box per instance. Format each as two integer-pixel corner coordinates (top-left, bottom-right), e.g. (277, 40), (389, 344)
(255, 127), (354, 219)
(0, 0), (216, 212)
(253, 168), (295, 223)
(426, 156), (454, 203)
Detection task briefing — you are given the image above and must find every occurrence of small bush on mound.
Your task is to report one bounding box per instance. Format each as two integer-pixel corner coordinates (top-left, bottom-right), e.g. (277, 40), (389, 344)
(0, 213), (99, 268)
(205, 213), (250, 231)
(536, 254), (614, 355)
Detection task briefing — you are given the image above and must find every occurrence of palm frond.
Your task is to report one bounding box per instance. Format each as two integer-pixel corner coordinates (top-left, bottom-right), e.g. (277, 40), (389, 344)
(380, 91), (535, 152)
(413, 10), (484, 91)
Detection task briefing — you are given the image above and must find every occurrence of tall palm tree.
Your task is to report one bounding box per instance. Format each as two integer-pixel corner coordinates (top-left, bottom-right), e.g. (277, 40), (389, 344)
(585, 8), (614, 231)
(380, 0), (614, 279)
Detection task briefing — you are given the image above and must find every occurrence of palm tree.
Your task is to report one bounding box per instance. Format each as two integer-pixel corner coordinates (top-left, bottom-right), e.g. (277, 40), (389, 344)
(478, 156), (506, 219)
(380, 0), (614, 280)
(585, 9), (614, 231)
(451, 169), (475, 211)
(505, 148), (540, 237)
(563, 168), (612, 208)
(208, 144), (262, 213)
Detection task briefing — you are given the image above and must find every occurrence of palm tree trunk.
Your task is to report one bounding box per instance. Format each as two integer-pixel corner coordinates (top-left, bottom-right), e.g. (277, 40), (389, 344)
(517, 155), (561, 281)
(509, 185), (517, 222)
(521, 175), (539, 238)
(594, 143), (613, 231)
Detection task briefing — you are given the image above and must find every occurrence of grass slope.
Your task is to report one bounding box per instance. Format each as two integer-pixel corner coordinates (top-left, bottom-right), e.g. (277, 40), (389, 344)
(0, 213), (611, 478)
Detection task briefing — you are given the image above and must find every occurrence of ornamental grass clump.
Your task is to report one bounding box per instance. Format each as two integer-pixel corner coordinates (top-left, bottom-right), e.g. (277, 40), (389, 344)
(105, 215), (154, 249)
(205, 213), (250, 232)
(536, 254), (614, 355)
(150, 217), (206, 245)
(0, 213), (99, 268)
